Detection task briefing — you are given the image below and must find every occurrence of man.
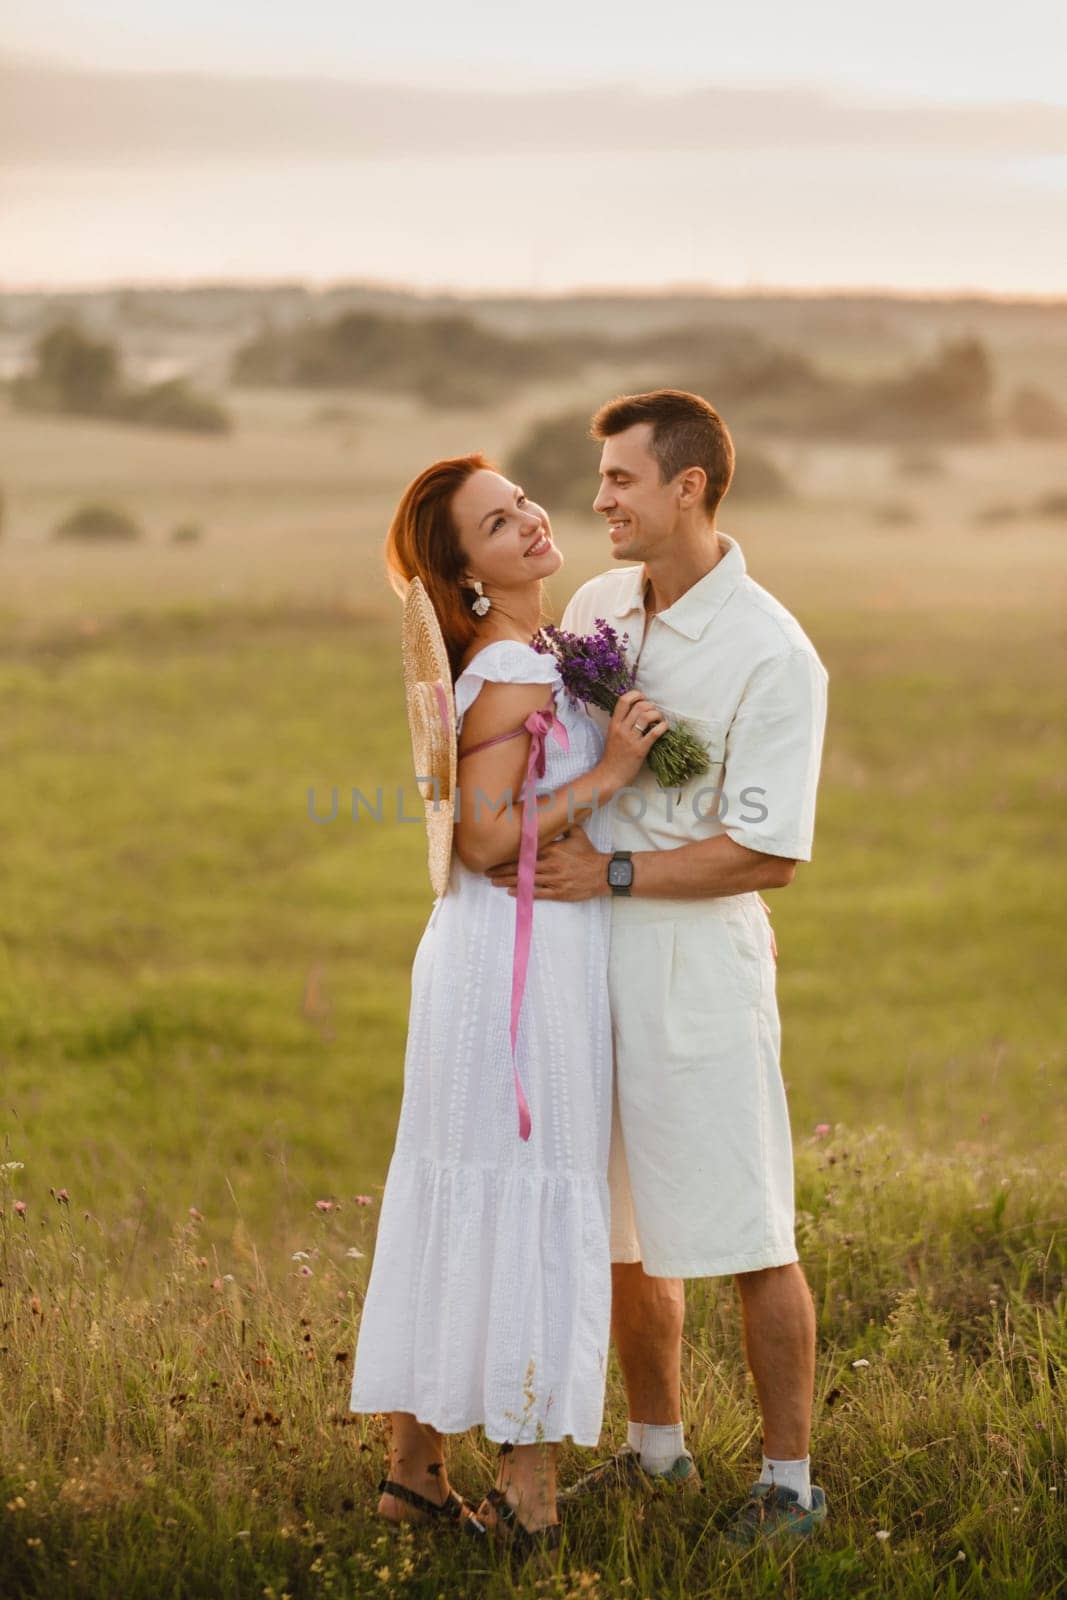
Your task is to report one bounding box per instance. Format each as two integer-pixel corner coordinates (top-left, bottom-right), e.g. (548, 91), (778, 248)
(489, 389), (829, 1544)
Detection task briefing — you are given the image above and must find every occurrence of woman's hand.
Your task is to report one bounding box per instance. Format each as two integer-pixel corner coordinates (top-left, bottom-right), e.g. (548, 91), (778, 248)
(595, 689), (668, 790)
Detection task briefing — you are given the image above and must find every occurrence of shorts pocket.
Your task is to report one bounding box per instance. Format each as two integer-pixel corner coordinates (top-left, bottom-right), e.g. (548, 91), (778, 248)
(667, 904), (763, 1016)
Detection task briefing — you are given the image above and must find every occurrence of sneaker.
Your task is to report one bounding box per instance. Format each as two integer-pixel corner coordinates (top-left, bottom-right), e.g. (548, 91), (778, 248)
(723, 1481), (827, 1547)
(558, 1445), (701, 1506)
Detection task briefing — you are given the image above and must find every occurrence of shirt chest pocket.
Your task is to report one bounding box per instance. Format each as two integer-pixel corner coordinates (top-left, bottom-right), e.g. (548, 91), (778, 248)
(656, 707), (728, 822)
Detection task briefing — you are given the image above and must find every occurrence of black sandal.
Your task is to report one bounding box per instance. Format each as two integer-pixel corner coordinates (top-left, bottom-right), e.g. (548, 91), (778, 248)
(378, 1478), (487, 1537)
(482, 1487), (561, 1557)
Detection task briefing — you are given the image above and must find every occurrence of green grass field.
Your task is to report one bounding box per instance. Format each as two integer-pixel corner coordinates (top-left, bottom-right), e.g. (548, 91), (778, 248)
(1, 392), (1065, 1595)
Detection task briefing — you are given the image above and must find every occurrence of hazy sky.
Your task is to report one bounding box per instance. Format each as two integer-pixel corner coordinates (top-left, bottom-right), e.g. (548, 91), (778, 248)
(3, 2), (1066, 294)
(7, 0), (1067, 101)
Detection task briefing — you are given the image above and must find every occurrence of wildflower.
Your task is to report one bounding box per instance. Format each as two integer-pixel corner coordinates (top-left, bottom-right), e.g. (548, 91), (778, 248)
(212, 1277), (224, 1291)
(1, 1161), (24, 1172)
(292, 1250), (311, 1261)
(354, 1195), (373, 1207)
(188, 1206), (203, 1221)
(299, 1264), (313, 1277)
(315, 1199), (335, 1212)
(851, 1358), (870, 1369)
(56, 1188), (70, 1204)
(14, 1200), (26, 1216)
(345, 1247), (365, 1259)
(814, 1123), (832, 1138)
(875, 1529), (890, 1542)
(234, 1530), (251, 1540)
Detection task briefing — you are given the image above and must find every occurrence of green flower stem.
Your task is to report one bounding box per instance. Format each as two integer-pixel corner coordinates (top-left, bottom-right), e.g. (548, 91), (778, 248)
(583, 686), (710, 789)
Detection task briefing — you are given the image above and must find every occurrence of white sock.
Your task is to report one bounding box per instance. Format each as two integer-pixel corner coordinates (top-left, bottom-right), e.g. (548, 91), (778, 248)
(759, 1454), (812, 1510)
(627, 1420), (686, 1475)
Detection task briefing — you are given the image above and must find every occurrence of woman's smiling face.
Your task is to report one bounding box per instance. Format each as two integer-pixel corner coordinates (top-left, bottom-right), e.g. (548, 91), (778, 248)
(452, 469), (562, 595)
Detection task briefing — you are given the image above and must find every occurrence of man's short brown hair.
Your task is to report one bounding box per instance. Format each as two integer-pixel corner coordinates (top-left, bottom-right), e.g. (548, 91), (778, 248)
(591, 388), (735, 513)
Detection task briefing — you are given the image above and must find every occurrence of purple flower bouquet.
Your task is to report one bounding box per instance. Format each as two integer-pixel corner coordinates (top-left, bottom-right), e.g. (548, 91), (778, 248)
(532, 618), (710, 789)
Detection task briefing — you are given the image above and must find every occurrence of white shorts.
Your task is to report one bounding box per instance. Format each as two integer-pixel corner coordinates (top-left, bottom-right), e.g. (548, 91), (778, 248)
(607, 891), (799, 1279)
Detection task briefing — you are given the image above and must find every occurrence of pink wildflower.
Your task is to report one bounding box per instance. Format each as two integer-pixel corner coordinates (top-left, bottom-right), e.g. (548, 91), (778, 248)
(14, 1200), (26, 1216)
(354, 1195), (373, 1207)
(188, 1206), (204, 1221)
(813, 1124), (832, 1139)
(314, 1200), (334, 1212)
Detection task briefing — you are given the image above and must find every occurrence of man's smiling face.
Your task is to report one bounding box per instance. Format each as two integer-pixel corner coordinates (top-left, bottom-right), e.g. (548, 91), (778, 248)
(592, 422), (682, 563)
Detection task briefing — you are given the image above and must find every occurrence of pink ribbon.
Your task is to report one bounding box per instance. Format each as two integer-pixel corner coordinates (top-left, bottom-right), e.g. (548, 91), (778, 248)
(508, 708), (569, 1140)
(431, 681), (451, 742)
(453, 701), (569, 1139)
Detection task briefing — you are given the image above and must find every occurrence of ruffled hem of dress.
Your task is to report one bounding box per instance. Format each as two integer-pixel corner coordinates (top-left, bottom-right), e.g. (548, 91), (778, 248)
(349, 1151), (611, 1446)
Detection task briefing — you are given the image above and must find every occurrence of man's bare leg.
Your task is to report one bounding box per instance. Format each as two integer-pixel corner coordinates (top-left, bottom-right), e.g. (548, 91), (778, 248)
(610, 1260), (685, 1424)
(556, 1262), (693, 1501)
(735, 1262), (815, 1459)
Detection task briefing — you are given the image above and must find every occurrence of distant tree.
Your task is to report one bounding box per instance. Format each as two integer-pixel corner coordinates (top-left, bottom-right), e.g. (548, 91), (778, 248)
(53, 503), (144, 542)
(506, 410), (597, 511)
(231, 309), (538, 395)
(14, 319), (231, 434)
(1034, 490), (1067, 520)
(15, 321), (120, 414)
(116, 378), (230, 435)
(726, 445), (792, 502)
(1008, 384), (1067, 439)
(875, 338), (995, 440)
(746, 337), (998, 442)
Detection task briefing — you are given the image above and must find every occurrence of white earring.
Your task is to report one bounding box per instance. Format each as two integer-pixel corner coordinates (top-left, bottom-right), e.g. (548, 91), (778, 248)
(470, 580), (491, 617)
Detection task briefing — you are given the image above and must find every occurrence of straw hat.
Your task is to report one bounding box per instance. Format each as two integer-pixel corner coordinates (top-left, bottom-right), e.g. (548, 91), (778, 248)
(401, 577), (458, 897)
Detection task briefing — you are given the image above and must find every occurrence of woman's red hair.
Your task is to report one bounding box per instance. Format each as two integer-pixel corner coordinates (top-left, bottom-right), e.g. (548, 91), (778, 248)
(384, 453), (492, 680)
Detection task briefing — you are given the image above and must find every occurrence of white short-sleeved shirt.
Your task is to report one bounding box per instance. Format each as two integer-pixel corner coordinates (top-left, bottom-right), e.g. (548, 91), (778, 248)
(560, 533), (829, 862)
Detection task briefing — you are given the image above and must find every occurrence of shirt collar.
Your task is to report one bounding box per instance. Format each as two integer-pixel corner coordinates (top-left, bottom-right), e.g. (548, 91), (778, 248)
(610, 532), (746, 640)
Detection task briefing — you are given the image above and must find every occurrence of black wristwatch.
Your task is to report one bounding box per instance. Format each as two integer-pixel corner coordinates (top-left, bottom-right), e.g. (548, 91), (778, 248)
(607, 850), (634, 897)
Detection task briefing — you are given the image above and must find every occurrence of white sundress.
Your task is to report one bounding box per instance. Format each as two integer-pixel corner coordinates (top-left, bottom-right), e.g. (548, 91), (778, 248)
(350, 639), (614, 1445)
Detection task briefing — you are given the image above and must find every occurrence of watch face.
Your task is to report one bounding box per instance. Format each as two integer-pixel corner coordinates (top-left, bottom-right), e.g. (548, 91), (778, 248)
(608, 860), (632, 887)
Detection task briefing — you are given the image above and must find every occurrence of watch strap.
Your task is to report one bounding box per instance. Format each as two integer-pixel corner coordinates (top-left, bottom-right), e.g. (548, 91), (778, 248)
(608, 850), (633, 897)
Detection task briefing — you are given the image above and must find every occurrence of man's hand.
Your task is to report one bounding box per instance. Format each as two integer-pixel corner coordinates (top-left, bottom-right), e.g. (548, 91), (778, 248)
(487, 829), (610, 902)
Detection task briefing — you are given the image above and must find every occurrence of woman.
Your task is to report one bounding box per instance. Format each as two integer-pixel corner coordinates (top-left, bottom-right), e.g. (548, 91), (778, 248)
(349, 454), (666, 1546)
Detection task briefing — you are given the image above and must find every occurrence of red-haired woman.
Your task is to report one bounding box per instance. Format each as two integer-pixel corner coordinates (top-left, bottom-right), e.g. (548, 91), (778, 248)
(350, 455), (665, 1548)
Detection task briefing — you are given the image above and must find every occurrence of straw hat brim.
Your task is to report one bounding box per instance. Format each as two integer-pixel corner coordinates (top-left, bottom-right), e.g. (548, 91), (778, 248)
(401, 578), (458, 897)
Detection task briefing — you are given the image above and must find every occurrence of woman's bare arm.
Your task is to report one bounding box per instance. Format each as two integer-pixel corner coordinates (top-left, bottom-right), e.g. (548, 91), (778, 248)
(455, 681), (665, 874)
